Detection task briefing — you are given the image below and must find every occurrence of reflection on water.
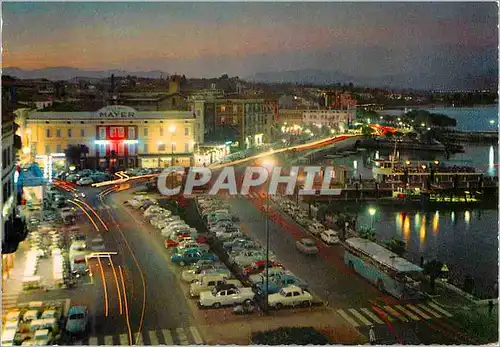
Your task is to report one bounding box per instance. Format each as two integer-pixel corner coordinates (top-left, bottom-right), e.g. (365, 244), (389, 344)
(432, 211), (439, 234)
(464, 211), (471, 226)
(414, 212), (421, 228)
(419, 216), (427, 247)
(488, 146), (495, 177)
(451, 211), (455, 222)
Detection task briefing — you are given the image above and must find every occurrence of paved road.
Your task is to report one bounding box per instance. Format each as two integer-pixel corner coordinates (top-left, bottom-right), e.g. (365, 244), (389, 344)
(75, 186), (202, 345)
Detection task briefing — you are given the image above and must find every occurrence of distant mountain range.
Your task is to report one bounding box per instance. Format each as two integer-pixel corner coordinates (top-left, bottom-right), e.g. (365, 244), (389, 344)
(246, 69), (498, 91)
(3, 67), (169, 81)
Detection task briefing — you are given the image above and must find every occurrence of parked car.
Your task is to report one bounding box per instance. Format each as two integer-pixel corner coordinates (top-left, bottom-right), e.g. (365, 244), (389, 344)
(249, 267), (294, 285)
(91, 237), (105, 251)
(267, 285), (313, 309)
(189, 274), (241, 297)
(65, 306), (88, 334)
(295, 238), (319, 255)
(242, 260), (283, 277)
(171, 248), (217, 266)
(256, 273), (308, 295)
(231, 250), (274, 268)
(76, 177), (94, 186)
(198, 285), (255, 308)
(320, 230), (340, 245)
(181, 262), (227, 282)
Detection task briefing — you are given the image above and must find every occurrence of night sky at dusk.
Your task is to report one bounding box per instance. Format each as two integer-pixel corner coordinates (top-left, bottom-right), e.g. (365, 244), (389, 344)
(3, 2), (497, 84)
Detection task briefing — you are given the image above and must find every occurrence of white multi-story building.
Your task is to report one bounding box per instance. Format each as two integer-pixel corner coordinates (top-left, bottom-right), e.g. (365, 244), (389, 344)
(302, 109), (354, 130)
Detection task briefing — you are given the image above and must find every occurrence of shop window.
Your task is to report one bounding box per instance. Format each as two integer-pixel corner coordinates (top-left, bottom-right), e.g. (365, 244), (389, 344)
(118, 127), (125, 137)
(99, 127), (106, 139)
(129, 144), (136, 155)
(110, 127), (117, 137)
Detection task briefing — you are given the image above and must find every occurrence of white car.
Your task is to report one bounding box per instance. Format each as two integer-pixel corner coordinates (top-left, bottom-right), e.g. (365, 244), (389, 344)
(321, 230), (340, 245)
(76, 177), (94, 186)
(267, 285), (313, 309)
(249, 268), (293, 285)
(91, 237), (105, 251)
(231, 250), (269, 267)
(307, 223), (325, 236)
(198, 286), (255, 308)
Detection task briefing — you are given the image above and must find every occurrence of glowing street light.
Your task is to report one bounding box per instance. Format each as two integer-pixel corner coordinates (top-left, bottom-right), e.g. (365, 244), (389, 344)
(368, 207), (376, 229)
(489, 119), (495, 125)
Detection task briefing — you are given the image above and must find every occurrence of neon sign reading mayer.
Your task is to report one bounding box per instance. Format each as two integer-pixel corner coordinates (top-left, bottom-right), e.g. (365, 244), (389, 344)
(96, 106), (136, 118)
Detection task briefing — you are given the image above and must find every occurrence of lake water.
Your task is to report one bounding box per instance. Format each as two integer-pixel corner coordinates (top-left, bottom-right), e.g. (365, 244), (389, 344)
(383, 105), (498, 132)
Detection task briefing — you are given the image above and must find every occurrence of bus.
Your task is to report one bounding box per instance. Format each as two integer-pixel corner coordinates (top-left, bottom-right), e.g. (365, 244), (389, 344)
(344, 237), (422, 300)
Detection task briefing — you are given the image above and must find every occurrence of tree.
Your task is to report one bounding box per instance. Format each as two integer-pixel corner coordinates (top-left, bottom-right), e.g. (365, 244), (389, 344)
(423, 259), (443, 293)
(64, 145), (83, 169)
(358, 226), (376, 241)
(79, 145), (89, 168)
(384, 238), (406, 256)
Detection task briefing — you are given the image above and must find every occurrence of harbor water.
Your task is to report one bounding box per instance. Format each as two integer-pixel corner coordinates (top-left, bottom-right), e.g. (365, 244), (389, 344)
(333, 140), (498, 299)
(382, 104), (498, 132)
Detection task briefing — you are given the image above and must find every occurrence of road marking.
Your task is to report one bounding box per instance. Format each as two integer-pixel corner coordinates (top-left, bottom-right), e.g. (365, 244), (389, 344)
(176, 327), (189, 345)
(337, 309), (360, 327)
(189, 326), (204, 345)
(428, 302), (453, 317)
(88, 337), (98, 345)
(119, 333), (129, 345)
(417, 303), (442, 318)
(395, 304), (420, 321)
(161, 329), (173, 345)
(360, 307), (384, 324)
(105, 335), (113, 345)
(382, 306), (409, 322)
(348, 308), (372, 325)
(134, 332), (144, 345)
(406, 304), (431, 319)
(148, 330), (159, 345)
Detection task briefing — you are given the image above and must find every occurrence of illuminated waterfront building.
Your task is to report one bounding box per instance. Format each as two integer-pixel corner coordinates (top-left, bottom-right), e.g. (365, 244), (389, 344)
(23, 105), (197, 170)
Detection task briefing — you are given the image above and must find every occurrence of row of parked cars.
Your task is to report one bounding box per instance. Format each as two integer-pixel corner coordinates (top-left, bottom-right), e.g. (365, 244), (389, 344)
(276, 200), (340, 246)
(196, 196), (316, 310)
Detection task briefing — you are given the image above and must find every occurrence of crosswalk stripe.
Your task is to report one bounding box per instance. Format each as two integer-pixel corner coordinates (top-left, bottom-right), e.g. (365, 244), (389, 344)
(105, 335), (113, 345)
(119, 334), (129, 345)
(348, 308), (372, 325)
(161, 329), (173, 345)
(88, 337), (98, 345)
(407, 304), (431, 319)
(176, 328), (189, 345)
(428, 302), (453, 317)
(360, 308), (384, 324)
(417, 303), (442, 318)
(134, 332), (144, 345)
(337, 309), (360, 327)
(382, 306), (409, 322)
(189, 326), (204, 345)
(148, 330), (159, 345)
(395, 304), (420, 321)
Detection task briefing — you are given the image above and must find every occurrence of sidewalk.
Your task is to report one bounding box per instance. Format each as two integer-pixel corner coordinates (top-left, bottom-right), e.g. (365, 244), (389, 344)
(198, 308), (367, 345)
(2, 241), (31, 310)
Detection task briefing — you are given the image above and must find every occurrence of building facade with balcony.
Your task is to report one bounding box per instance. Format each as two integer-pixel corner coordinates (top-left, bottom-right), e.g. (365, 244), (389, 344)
(189, 97), (273, 149)
(302, 109), (354, 130)
(24, 105), (197, 170)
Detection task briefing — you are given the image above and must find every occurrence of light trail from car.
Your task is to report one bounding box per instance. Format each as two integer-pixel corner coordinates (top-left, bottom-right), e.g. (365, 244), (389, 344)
(119, 265), (133, 345)
(74, 198), (109, 231)
(67, 199), (100, 232)
(107, 254), (124, 316)
(97, 256), (109, 317)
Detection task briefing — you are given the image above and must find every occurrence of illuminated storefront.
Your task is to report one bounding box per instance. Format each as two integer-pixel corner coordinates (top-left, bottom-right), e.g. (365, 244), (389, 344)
(24, 106), (197, 170)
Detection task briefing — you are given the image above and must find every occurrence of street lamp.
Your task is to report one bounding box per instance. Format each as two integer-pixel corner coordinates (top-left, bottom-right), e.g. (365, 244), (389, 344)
(368, 207), (376, 229)
(261, 158), (275, 314)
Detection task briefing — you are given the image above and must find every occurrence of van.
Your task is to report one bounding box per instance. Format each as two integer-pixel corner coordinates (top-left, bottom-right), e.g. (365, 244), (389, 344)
(189, 274), (242, 297)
